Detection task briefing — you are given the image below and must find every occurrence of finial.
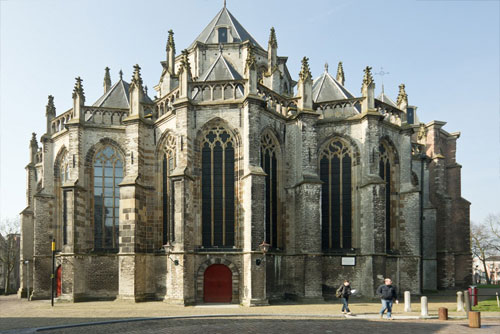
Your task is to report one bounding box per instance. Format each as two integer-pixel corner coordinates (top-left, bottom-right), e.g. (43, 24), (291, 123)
(119, 70), (123, 80)
(103, 67), (112, 93)
(362, 66), (374, 86)
(144, 85), (148, 95)
(324, 62), (329, 73)
(397, 83), (408, 106)
(374, 67), (389, 93)
(132, 64), (143, 86)
(224, 0), (226, 8)
(245, 43), (257, 71)
(72, 77), (85, 101)
(299, 56), (312, 81)
(46, 95), (56, 116)
(31, 132), (37, 144)
(268, 27), (278, 48)
(336, 61), (345, 85)
(167, 29), (175, 53)
(178, 49), (192, 75)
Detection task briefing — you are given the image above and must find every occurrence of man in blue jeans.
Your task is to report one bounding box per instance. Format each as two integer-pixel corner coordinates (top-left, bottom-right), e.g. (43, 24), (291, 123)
(376, 278), (399, 319)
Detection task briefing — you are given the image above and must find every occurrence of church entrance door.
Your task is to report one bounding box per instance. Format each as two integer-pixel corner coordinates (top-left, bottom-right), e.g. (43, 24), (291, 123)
(203, 264), (232, 303)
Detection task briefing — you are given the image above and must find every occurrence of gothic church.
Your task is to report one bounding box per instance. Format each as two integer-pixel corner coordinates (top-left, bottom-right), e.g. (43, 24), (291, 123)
(18, 4), (471, 304)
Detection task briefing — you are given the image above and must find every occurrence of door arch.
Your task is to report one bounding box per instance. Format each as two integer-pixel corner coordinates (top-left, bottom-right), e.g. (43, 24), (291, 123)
(203, 264), (232, 303)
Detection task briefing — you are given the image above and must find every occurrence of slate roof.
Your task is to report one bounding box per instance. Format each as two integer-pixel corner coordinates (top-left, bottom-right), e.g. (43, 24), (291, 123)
(199, 53), (242, 81)
(93, 79), (153, 109)
(312, 70), (355, 103)
(377, 89), (398, 108)
(189, 6), (263, 49)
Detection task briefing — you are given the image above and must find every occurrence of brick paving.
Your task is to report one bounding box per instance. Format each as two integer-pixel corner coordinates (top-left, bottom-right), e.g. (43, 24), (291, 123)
(1, 295), (499, 333)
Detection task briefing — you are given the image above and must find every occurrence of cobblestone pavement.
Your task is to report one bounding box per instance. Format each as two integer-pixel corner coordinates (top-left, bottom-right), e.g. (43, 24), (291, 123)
(1, 295), (499, 333)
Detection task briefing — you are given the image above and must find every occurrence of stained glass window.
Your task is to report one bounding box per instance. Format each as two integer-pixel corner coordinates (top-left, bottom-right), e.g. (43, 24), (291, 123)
(162, 134), (176, 245)
(261, 132), (279, 248)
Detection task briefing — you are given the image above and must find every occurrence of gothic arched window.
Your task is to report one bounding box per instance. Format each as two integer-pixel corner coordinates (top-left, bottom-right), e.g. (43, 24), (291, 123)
(201, 126), (235, 247)
(162, 134), (176, 245)
(320, 139), (353, 250)
(379, 141), (397, 251)
(261, 132), (279, 248)
(56, 151), (70, 249)
(93, 146), (123, 250)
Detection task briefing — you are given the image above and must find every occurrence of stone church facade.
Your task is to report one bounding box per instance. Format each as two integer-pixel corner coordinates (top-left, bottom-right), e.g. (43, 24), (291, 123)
(18, 4), (471, 305)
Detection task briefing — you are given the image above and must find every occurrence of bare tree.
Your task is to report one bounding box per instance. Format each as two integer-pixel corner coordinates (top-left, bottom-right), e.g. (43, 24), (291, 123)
(0, 217), (20, 294)
(486, 213), (500, 252)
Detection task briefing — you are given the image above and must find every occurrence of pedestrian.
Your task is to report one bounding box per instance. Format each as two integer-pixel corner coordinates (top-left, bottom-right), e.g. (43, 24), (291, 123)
(376, 278), (399, 319)
(336, 280), (352, 314)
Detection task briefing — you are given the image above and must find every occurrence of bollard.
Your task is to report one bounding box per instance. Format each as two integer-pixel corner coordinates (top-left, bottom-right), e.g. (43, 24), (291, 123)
(438, 307), (448, 320)
(421, 296), (428, 317)
(469, 311), (481, 328)
(464, 290), (471, 317)
(457, 291), (464, 312)
(404, 291), (411, 312)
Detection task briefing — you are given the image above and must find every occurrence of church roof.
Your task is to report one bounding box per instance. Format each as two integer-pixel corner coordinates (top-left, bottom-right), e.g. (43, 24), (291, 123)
(93, 79), (153, 109)
(377, 89), (397, 108)
(200, 52), (243, 81)
(189, 6), (263, 49)
(312, 69), (355, 103)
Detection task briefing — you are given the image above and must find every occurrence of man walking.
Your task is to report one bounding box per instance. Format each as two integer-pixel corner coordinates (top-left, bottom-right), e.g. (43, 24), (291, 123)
(376, 278), (398, 319)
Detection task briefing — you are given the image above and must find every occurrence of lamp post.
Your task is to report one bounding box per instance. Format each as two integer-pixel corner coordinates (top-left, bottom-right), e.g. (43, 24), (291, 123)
(255, 241), (270, 266)
(163, 241), (179, 266)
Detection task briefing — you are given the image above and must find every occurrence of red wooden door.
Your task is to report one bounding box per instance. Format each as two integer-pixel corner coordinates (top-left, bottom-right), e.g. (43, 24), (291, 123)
(203, 264), (232, 303)
(56, 265), (62, 297)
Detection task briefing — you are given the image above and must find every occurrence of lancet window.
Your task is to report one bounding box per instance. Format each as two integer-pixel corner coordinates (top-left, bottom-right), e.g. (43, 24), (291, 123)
(201, 126), (235, 248)
(56, 152), (70, 248)
(162, 134), (176, 245)
(261, 132), (279, 248)
(379, 141), (397, 251)
(320, 139), (353, 250)
(93, 146), (123, 250)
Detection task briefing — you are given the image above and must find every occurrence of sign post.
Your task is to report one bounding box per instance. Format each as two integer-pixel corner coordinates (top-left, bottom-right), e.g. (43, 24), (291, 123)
(51, 239), (55, 307)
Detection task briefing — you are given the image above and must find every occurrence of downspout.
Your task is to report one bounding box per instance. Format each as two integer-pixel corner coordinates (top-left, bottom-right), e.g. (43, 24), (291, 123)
(419, 153), (426, 294)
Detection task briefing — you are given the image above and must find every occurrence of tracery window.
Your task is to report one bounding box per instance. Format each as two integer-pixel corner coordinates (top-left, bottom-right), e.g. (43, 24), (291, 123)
(93, 146), (123, 250)
(201, 126), (235, 247)
(261, 132), (279, 248)
(319, 139), (353, 250)
(162, 134), (176, 245)
(379, 141), (397, 251)
(57, 152), (70, 248)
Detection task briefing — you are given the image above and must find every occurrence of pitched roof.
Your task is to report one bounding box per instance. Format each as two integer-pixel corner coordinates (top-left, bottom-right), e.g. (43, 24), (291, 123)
(93, 79), (153, 109)
(189, 6), (263, 49)
(312, 70), (355, 103)
(199, 53), (242, 81)
(377, 89), (398, 108)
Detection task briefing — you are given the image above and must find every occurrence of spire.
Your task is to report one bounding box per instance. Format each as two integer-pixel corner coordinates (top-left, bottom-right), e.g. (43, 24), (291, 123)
(129, 64), (144, 118)
(396, 83), (408, 111)
(178, 50), (192, 99)
(72, 77), (85, 102)
(361, 66), (375, 112)
(245, 43), (257, 71)
(245, 44), (257, 95)
(29, 132), (38, 163)
(166, 29), (176, 75)
(178, 49), (192, 75)
(268, 27), (278, 48)
(103, 67), (112, 94)
(30, 132), (37, 148)
(336, 61), (345, 86)
(299, 56), (312, 82)
(119, 69), (123, 80)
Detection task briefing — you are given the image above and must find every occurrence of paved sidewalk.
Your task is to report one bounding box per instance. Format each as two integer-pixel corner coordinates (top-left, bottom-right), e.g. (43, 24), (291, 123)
(1, 295), (499, 333)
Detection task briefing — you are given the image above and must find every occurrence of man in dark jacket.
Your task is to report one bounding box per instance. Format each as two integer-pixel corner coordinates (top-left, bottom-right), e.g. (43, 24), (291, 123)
(337, 280), (352, 314)
(376, 278), (398, 319)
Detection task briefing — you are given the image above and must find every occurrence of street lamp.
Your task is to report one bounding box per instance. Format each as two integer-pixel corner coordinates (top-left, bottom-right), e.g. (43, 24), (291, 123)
(255, 241), (270, 266)
(162, 241), (179, 266)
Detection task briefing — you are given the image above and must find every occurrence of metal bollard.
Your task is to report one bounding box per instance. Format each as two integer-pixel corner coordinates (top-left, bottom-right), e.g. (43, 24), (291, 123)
(421, 296), (428, 317)
(457, 291), (464, 312)
(404, 291), (411, 312)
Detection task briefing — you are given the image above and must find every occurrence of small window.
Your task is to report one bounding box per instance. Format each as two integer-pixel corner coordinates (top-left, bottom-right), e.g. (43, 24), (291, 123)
(218, 27), (228, 43)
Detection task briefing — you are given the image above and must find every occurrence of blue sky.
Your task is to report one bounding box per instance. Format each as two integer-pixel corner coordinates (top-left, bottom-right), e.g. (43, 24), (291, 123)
(1, 0), (499, 223)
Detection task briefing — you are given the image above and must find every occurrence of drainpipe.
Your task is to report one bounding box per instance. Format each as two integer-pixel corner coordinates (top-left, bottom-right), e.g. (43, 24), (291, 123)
(419, 153), (427, 294)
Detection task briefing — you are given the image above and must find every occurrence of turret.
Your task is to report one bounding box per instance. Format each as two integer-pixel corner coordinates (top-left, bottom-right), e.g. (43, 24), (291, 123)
(29, 133), (38, 164)
(245, 43), (258, 95)
(336, 61), (345, 86)
(297, 56), (313, 111)
(103, 67), (112, 93)
(166, 29), (176, 75)
(361, 66), (375, 113)
(45, 95), (56, 134)
(72, 77), (85, 122)
(177, 50), (192, 99)
(129, 64), (144, 118)
(267, 27), (277, 71)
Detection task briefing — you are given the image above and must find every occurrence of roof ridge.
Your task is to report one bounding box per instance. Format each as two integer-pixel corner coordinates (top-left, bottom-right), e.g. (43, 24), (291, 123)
(224, 8), (242, 42)
(313, 73), (327, 102)
(327, 72), (349, 99)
